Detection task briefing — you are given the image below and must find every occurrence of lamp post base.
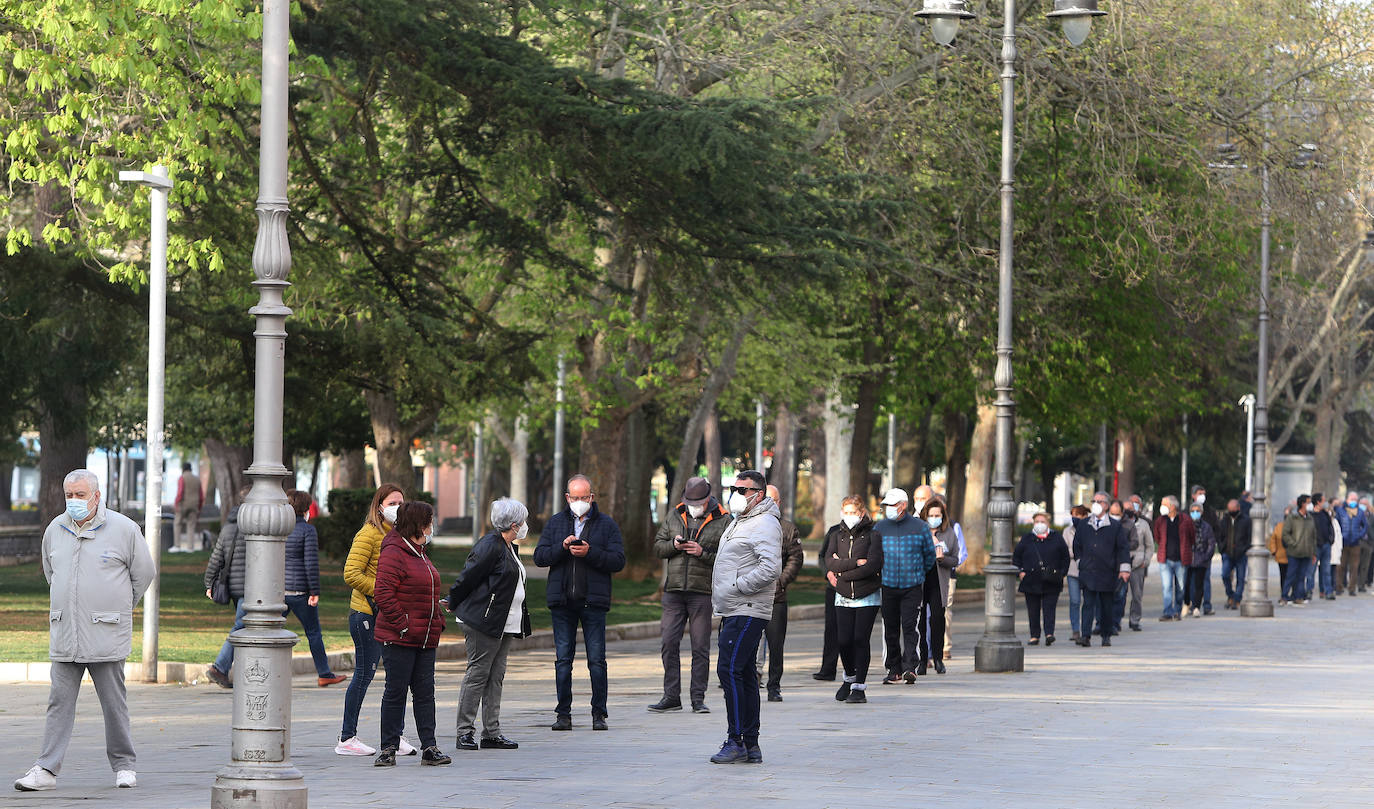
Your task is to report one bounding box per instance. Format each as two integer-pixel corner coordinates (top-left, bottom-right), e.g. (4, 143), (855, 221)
(1239, 545), (1273, 617)
(974, 636), (1025, 673)
(211, 764), (306, 809)
(1239, 598), (1274, 617)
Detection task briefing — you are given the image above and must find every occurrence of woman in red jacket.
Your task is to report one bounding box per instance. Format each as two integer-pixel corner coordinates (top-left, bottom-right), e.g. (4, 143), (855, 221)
(372, 501), (450, 767)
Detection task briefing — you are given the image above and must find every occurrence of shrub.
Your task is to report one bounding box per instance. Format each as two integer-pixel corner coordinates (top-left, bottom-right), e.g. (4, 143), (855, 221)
(316, 487), (437, 559)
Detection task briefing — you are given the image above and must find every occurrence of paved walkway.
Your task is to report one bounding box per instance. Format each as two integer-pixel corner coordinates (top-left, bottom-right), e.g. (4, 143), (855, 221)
(3, 561), (1371, 808)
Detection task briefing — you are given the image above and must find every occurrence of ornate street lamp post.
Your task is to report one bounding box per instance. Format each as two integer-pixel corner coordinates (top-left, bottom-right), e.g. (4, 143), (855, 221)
(210, 2), (307, 807)
(915, 0), (1106, 673)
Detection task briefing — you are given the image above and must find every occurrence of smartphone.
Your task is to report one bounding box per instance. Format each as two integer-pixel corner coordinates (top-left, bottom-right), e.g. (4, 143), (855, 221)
(571, 538), (587, 546)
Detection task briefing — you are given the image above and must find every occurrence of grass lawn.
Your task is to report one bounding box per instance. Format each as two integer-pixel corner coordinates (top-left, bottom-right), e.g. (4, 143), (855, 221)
(0, 548), (838, 663)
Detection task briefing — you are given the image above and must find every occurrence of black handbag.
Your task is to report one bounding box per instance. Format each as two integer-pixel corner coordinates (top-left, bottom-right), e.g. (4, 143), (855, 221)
(210, 529), (237, 605)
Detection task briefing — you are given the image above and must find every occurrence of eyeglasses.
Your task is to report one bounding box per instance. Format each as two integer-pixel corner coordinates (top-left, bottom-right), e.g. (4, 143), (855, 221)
(730, 485), (762, 496)
(566, 494), (594, 502)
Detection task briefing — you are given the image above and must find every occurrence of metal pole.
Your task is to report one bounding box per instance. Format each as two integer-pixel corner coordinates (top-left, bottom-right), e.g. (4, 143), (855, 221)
(553, 354), (565, 512)
(472, 422), (483, 543)
(212, 1), (307, 805)
(887, 414), (897, 490)
(1180, 413), (1189, 505)
(974, 0), (1024, 673)
(754, 400), (764, 473)
(1241, 394), (1255, 492)
(1241, 138), (1274, 618)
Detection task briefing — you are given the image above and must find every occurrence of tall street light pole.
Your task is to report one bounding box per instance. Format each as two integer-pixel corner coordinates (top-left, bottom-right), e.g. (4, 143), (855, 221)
(916, 0), (1105, 673)
(211, 1), (307, 806)
(553, 354), (565, 512)
(117, 165), (172, 683)
(1239, 394), (1256, 492)
(1240, 142), (1274, 618)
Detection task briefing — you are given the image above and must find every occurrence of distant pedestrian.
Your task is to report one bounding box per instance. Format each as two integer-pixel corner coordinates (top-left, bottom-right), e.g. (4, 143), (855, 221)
(1062, 504), (1090, 639)
(284, 489), (346, 687)
(758, 485), (804, 702)
(202, 485), (252, 689)
(14, 470), (154, 792)
(811, 502), (844, 683)
(1014, 512), (1069, 645)
(1217, 499), (1251, 609)
(1280, 494), (1317, 606)
(1153, 496), (1194, 621)
(1184, 502), (1216, 618)
(533, 474), (627, 732)
(1190, 486), (1219, 614)
(1334, 491), (1366, 595)
(1268, 507), (1290, 605)
(649, 477), (728, 714)
(1311, 493), (1334, 600)
(873, 488), (936, 684)
(372, 501), (450, 767)
(1361, 497), (1374, 590)
(1119, 496), (1154, 630)
(173, 461), (203, 551)
(337, 484), (415, 758)
(708, 471), (781, 764)
(1073, 491), (1130, 646)
(918, 498), (958, 674)
(447, 498), (532, 752)
(825, 495), (883, 704)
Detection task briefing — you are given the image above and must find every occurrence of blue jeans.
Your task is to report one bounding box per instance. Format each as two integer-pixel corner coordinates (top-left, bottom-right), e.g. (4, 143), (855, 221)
(718, 615), (768, 744)
(1284, 556), (1313, 602)
(283, 594), (334, 677)
(212, 597), (247, 674)
(551, 604), (609, 718)
(1316, 543), (1333, 596)
(340, 610), (384, 741)
(1066, 576), (1081, 634)
(1159, 559), (1186, 617)
(1221, 555), (1248, 601)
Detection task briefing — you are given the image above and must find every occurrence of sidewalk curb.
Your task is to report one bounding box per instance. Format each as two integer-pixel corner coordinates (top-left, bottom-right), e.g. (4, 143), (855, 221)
(0, 590), (984, 685)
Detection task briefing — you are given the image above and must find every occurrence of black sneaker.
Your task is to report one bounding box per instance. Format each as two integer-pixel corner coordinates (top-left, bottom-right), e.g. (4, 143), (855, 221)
(455, 732), (478, 750)
(420, 746), (451, 766)
(551, 715), (572, 731)
(374, 747), (396, 767)
(835, 682), (852, 701)
(205, 665), (231, 689)
(766, 690), (782, 702)
(746, 743), (763, 764)
(592, 715), (608, 731)
(710, 739), (748, 764)
(882, 671), (903, 685)
(691, 703), (711, 714)
(647, 697), (683, 713)
(845, 689), (867, 703)
(903, 670), (917, 684)
(479, 735), (519, 750)
(811, 671), (836, 681)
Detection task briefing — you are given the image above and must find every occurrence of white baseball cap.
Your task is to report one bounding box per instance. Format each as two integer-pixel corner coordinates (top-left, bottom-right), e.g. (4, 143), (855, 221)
(879, 488), (908, 506)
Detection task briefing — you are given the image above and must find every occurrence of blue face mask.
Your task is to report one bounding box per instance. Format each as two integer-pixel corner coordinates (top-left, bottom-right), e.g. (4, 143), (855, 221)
(1189, 510), (1202, 521)
(65, 497), (91, 522)
(1362, 504), (1369, 513)
(928, 515), (943, 529)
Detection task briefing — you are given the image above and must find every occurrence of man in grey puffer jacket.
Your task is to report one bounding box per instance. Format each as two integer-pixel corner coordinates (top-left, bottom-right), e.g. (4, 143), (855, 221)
(708, 470), (780, 766)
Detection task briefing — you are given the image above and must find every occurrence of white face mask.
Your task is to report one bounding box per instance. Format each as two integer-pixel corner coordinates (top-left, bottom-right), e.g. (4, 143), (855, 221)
(884, 506), (901, 521)
(728, 492), (749, 514)
(1033, 522), (1049, 537)
(569, 500), (591, 518)
(1195, 494), (1206, 505)
(515, 522), (529, 540)
(842, 514), (861, 529)
(687, 504), (705, 519)
(381, 504), (400, 525)
(1089, 502), (1104, 517)
(913, 499), (927, 515)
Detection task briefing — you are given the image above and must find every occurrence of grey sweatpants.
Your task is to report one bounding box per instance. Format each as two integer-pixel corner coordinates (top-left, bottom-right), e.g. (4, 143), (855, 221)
(1127, 567), (1146, 626)
(456, 628), (513, 739)
(37, 661), (135, 775)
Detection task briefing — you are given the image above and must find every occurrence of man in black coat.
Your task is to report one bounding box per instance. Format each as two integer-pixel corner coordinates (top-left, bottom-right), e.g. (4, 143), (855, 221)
(1072, 492), (1131, 648)
(1218, 498), (1253, 609)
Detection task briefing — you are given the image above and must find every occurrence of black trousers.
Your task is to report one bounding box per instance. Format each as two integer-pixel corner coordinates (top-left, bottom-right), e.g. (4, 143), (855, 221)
(835, 605), (880, 684)
(1186, 567), (1207, 609)
(763, 598), (788, 692)
(816, 587), (839, 676)
(1079, 589), (1116, 639)
(379, 644), (436, 751)
(917, 568), (945, 665)
(881, 585), (923, 676)
(1024, 591), (1059, 639)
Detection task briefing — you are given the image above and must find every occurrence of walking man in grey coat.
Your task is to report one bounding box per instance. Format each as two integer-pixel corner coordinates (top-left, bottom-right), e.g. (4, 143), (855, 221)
(15, 470), (155, 792)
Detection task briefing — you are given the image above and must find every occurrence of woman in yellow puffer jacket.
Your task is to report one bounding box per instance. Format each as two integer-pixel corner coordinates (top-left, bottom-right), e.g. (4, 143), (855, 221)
(336, 483), (412, 757)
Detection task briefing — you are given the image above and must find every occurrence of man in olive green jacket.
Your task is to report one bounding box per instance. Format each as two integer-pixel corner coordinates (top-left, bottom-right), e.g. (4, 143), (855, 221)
(649, 477), (730, 714)
(1281, 494), (1318, 605)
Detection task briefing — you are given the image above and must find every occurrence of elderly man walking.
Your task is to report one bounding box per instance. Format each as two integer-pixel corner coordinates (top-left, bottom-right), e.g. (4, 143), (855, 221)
(15, 470), (155, 792)
(1073, 491), (1130, 646)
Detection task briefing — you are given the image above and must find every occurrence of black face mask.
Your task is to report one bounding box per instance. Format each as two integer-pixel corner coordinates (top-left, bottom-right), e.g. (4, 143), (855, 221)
(1228, 510), (1240, 517)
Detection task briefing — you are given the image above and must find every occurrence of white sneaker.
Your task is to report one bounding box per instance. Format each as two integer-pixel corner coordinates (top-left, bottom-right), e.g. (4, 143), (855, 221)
(334, 736), (376, 756)
(115, 770), (136, 788)
(397, 736), (417, 756)
(14, 765), (56, 791)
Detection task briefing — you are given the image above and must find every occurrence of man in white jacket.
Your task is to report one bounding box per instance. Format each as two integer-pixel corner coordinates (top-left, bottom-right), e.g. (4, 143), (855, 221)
(14, 470), (155, 792)
(708, 470), (780, 766)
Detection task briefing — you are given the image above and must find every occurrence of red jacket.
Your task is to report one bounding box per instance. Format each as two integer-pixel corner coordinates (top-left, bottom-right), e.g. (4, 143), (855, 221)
(373, 531), (445, 648)
(1153, 514), (1196, 566)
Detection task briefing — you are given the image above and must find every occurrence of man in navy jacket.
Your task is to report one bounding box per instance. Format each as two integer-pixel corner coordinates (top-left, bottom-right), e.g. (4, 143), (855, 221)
(1073, 491), (1131, 647)
(534, 474), (626, 731)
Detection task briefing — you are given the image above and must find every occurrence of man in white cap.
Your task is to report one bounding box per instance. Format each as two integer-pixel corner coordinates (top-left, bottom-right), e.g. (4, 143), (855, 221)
(873, 488), (935, 685)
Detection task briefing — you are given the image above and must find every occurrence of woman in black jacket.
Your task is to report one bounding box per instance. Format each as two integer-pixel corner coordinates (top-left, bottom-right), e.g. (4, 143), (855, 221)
(447, 498), (532, 751)
(824, 495), (884, 704)
(1014, 512), (1071, 646)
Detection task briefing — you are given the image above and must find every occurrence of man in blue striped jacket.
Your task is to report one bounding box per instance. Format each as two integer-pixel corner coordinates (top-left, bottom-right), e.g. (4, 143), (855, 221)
(873, 488), (936, 684)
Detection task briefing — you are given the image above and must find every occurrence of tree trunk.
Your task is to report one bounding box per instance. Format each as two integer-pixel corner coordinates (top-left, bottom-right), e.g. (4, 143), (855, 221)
(703, 408), (722, 497)
(1039, 457), (1057, 524)
(772, 404), (797, 518)
(578, 408), (633, 547)
(806, 404), (827, 538)
(1117, 428), (1137, 499)
(847, 350), (882, 498)
(1312, 390), (1344, 497)
(668, 318), (752, 507)
(895, 408), (932, 492)
(960, 402), (997, 573)
(0, 464), (11, 511)
(38, 379), (89, 521)
(363, 389), (438, 495)
(621, 408), (655, 564)
(823, 389), (854, 524)
(510, 416), (529, 506)
(338, 448), (369, 488)
(204, 438), (252, 516)
(943, 409), (969, 519)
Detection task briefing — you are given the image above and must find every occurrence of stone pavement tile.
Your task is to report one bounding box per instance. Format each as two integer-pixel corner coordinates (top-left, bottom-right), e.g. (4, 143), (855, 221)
(4, 562), (1374, 808)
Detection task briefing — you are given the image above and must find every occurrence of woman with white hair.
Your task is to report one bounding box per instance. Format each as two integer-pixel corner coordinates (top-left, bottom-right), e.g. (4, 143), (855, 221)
(446, 498), (532, 751)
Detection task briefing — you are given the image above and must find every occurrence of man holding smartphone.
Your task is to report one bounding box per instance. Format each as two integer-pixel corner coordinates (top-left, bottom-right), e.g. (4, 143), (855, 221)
(649, 477), (729, 714)
(534, 474), (627, 731)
